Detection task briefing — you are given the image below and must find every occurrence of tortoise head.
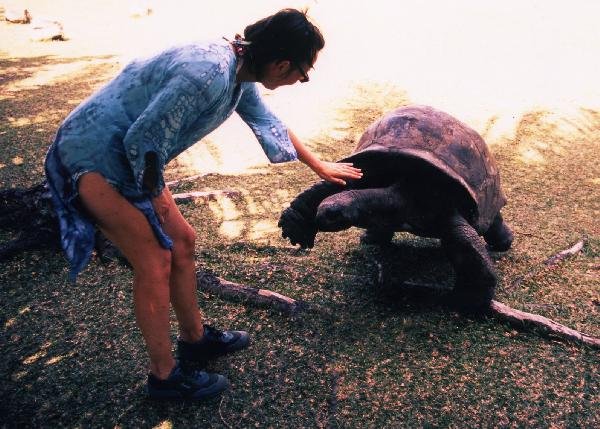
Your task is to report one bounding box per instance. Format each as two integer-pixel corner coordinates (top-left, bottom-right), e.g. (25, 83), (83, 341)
(316, 185), (407, 232)
(315, 190), (362, 231)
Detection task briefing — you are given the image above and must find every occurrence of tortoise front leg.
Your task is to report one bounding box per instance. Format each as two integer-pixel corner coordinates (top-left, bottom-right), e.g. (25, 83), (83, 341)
(278, 181), (343, 248)
(483, 212), (514, 252)
(441, 211), (497, 312)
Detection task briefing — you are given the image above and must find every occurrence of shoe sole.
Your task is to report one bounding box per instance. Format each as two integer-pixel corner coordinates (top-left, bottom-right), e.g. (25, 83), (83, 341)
(178, 334), (251, 362)
(148, 378), (230, 401)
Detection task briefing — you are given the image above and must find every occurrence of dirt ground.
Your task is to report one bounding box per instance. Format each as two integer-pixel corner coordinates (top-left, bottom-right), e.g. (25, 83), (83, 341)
(1, 1), (599, 427)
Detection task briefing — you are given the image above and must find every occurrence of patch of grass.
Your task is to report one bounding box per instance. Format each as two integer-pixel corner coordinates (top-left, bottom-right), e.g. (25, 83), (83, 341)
(1, 54), (599, 428)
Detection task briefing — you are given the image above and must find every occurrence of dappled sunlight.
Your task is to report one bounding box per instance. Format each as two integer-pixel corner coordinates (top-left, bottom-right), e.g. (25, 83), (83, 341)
(3, 58), (114, 92)
(153, 420), (173, 429)
(208, 195), (241, 222)
(248, 219), (280, 241)
(4, 306), (31, 328)
(1, 2), (600, 427)
(45, 350), (76, 366)
(170, 127), (274, 176)
(203, 189), (292, 241)
(22, 341), (52, 365)
(518, 147), (546, 166)
(218, 220), (245, 240)
(6, 113), (56, 127)
(511, 108), (599, 167)
(11, 370), (28, 381)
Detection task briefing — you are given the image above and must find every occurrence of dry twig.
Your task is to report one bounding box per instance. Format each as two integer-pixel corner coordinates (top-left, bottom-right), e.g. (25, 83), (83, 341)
(508, 239), (586, 290)
(543, 240), (585, 266)
(218, 395), (233, 429)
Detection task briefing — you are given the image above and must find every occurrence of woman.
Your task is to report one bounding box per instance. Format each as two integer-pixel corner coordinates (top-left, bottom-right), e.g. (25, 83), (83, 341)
(44, 9), (361, 400)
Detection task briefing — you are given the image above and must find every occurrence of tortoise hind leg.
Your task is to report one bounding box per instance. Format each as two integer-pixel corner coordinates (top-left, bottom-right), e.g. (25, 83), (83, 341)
(441, 211), (497, 312)
(483, 213), (514, 252)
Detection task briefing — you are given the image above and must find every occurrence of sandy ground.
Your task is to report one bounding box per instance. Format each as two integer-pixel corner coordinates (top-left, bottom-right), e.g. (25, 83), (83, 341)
(1, 0), (599, 175)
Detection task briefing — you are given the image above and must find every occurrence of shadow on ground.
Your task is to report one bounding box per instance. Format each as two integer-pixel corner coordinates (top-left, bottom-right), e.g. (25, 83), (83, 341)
(0, 58), (598, 427)
(0, 55), (117, 188)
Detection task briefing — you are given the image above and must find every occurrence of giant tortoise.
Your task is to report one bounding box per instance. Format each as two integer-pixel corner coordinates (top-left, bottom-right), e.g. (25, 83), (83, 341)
(278, 105), (514, 310)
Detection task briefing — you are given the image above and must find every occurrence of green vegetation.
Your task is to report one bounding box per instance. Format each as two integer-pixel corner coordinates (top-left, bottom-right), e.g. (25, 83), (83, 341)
(1, 58), (598, 428)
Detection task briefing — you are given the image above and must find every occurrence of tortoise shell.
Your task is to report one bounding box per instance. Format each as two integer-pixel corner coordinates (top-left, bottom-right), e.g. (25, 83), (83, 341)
(341, 105), (506, 233)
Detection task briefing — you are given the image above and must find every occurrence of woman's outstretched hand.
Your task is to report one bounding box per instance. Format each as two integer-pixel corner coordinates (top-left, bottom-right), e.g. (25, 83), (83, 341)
(287, 129), (362, 186)
(314, 160), (362, 186)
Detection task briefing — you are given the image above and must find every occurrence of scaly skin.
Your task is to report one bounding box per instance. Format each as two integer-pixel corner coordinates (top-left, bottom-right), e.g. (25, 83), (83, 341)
(315, 186), (406, 232)
(278, 180), (343, 248)
(441, 211), (497, 311)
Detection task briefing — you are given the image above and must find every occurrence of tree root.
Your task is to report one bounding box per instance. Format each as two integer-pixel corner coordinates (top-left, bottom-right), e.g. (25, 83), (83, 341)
(165, 173), (211, 188)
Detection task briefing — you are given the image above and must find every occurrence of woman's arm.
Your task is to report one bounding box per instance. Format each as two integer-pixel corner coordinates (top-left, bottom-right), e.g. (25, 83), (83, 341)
(288, 129), (362, 186)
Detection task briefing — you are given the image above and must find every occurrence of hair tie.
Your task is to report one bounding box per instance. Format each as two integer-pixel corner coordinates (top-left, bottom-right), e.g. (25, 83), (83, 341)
(223, 34), (252, 57)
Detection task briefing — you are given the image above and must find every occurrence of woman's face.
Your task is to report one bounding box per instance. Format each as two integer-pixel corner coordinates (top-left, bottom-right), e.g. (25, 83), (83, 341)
(260, 59), (313, 90)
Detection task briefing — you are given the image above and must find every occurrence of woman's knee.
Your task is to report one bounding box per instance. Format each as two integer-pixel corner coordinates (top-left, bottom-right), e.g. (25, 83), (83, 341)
(133, 247), (173, 283)
(171, 225), (196, 267)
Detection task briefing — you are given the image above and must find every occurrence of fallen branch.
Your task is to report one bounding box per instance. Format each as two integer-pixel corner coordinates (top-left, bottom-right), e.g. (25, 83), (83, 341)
(508, 239), (586, 290)
(388, 279), (600, 348)
(5, 9), (32, 23)
(371, 259), (600, 348)
(490, 301), (600, 348)
(544, 240), (585, 266)
(165, 173), (211, 188)
(196, 270), (307, 314)
(172, 190), (241, 203)
(196, 264), (599, 347)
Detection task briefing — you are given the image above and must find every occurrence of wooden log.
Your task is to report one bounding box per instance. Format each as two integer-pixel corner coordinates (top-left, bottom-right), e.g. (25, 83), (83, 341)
(172, 190), (241, 203)
(165, 174), (210, 187)
(196, 270), (307, 314)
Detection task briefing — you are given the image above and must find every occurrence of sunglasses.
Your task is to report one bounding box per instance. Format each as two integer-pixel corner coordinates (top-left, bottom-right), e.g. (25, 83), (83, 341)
(293, 62), (310, 83)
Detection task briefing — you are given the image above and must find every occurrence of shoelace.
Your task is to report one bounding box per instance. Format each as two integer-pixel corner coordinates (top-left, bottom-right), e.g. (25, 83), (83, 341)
(204, 325), (224, 339)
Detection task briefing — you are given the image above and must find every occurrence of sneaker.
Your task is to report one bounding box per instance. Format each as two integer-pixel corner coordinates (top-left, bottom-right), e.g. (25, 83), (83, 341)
(147, 362), (229, 400)
(177, 324), (250, 363)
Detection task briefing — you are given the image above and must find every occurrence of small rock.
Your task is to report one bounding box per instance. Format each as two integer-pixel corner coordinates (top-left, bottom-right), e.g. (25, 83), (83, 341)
(5, 9), (32, 24)
(30, 17), (66, 42)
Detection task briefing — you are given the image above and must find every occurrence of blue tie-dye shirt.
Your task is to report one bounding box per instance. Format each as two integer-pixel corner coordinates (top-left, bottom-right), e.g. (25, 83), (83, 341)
(44, 39), (297, 280)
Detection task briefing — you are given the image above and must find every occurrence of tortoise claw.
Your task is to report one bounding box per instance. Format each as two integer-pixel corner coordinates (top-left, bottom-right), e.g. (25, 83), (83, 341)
(278, 207), (317, 249)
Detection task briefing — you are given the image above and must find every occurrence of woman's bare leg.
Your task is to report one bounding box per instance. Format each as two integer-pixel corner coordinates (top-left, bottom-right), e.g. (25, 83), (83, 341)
(151, 186), (204, 343)
(78, 173), (176, 379)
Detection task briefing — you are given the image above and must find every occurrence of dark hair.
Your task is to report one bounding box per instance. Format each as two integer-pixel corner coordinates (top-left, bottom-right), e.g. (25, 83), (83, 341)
(242, 8), (325, 78)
